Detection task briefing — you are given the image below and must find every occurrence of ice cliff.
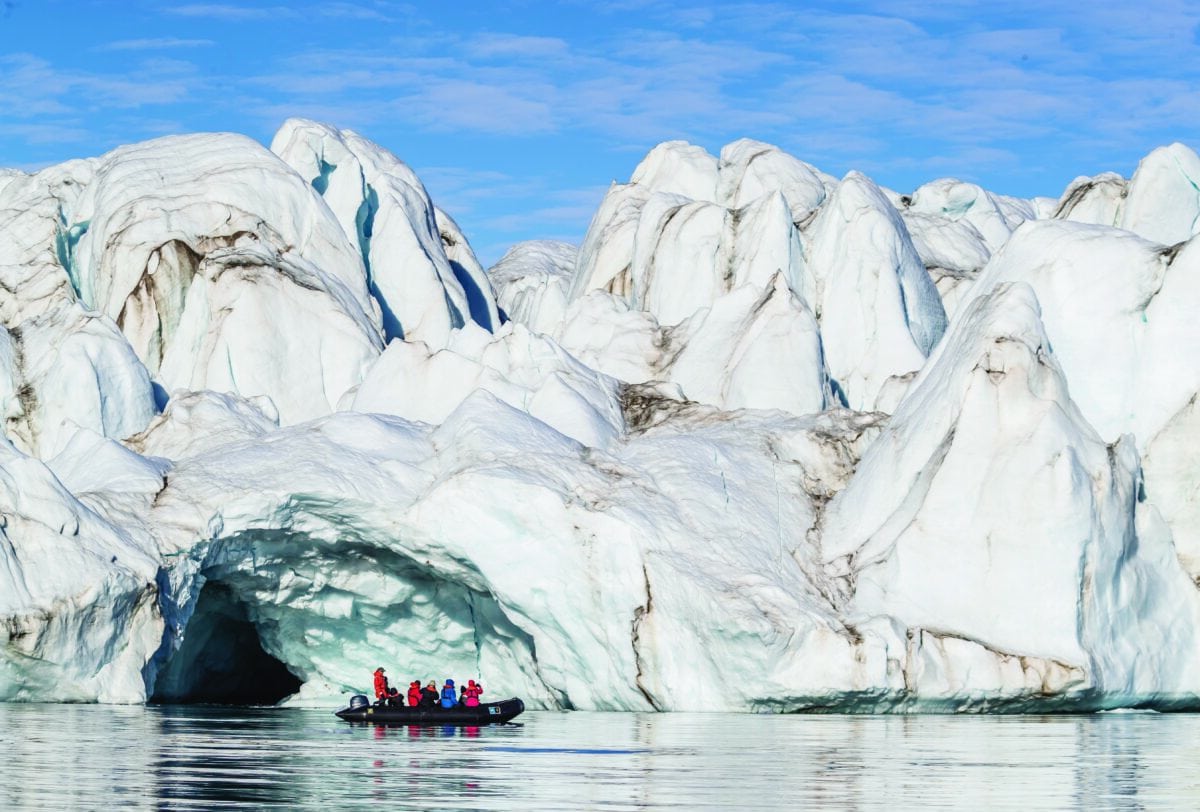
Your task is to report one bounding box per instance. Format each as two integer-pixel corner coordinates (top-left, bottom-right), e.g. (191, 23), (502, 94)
(2, 122), (1199, 712)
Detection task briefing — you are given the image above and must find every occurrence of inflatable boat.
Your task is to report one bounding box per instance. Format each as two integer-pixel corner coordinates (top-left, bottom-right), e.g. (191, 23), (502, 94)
(335, 694), (525, 725)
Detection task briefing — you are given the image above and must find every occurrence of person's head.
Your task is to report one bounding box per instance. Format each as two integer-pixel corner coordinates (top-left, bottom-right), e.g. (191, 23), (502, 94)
(468, 680), (476, 687)
(445, 679), (454, 687)
(427, 681), (435, 688)
(375, 667), (384, 674)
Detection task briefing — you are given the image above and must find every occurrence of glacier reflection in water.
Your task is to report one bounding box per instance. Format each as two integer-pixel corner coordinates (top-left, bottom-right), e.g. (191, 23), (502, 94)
(1, 706), (1198, 810)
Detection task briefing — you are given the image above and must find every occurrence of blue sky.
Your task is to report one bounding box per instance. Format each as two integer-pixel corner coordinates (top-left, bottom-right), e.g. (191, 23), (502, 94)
(1, 1), (1197, 265)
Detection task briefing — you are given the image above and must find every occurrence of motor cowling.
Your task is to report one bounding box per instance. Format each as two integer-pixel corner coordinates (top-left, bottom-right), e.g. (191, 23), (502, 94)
(349, 694), (369, 710)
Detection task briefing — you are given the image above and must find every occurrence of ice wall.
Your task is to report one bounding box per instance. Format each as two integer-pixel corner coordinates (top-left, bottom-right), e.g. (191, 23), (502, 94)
(1, 127), (1199, 713)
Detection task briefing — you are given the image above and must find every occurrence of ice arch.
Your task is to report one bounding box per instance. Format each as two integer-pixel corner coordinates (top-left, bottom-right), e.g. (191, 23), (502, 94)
(150, 527), (559, 708)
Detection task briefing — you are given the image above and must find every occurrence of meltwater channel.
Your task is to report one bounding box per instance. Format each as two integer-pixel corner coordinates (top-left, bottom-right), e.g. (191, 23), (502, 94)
(1, 706), (1197, 810)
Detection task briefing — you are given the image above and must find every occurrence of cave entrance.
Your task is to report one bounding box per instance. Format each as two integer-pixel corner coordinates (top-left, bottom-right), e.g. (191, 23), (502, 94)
(151, 582), (302, 705)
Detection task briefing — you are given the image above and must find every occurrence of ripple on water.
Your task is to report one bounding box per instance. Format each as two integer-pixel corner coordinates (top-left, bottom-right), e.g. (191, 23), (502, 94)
(1, 706), (1198, 810)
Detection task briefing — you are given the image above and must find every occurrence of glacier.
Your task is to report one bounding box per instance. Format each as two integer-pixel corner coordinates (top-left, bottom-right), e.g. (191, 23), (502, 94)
(2, 121), (1199, 712)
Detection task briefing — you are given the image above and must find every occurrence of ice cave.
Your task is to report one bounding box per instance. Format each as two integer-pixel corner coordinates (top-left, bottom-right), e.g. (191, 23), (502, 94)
(151, 582), (301, 705)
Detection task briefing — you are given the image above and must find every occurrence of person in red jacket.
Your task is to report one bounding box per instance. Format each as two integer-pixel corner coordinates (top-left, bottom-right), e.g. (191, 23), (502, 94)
(463, 679), (483, 707)
(407, 680), (422, 707)
(373, 667), (401, 706)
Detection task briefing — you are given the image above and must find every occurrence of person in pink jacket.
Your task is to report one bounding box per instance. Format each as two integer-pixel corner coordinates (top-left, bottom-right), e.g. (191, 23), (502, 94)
(463, 679), (483, 707)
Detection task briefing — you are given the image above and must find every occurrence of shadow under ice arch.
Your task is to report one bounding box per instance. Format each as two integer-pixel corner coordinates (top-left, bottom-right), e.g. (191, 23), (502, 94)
(147, 525), (562, 707)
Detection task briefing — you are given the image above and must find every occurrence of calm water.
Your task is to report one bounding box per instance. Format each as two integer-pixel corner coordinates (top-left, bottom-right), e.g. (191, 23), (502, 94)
(1, 705), (1197, 810)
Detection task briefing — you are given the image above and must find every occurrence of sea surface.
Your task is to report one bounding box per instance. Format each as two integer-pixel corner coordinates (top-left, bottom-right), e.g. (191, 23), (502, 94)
(1, 704), (1197, 810)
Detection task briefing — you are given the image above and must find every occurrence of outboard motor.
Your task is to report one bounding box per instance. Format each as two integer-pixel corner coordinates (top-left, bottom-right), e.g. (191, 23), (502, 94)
(349, 694), (369, 710)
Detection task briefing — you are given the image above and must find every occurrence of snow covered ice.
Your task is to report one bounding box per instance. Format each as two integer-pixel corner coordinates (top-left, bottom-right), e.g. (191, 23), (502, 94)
(2, 120), (1200, 712)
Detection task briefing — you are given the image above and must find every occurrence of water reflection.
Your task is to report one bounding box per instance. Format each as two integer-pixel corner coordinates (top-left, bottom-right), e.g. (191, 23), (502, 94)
(0, 705), (1197, 810)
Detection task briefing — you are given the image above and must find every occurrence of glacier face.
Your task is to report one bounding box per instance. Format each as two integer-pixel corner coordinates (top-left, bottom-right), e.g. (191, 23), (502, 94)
(2, 121), (1200, 713)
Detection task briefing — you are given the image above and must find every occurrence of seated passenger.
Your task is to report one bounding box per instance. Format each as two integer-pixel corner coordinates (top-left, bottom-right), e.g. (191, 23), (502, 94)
(421, 681), (440, 707)
(440, 679), (458, 708)
(407, 680), (422, 707)
(463, 679), (483, 707)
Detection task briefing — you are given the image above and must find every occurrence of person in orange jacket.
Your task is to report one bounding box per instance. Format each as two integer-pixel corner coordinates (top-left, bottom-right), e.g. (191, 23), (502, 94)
(407, 680), (422, 707)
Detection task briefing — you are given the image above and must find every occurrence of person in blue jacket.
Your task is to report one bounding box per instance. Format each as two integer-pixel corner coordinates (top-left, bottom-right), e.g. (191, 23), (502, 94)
(441, 679), (458, 708)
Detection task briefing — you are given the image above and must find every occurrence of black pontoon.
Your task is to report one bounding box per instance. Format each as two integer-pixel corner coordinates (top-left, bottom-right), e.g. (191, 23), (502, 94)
(335, 695), (525, 725)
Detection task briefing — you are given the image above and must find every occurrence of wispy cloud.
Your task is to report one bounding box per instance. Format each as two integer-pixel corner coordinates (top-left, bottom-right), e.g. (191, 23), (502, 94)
(400, 78), (558, 135)
(416, 163), (606, 262)
(467, 34), (571, 60)
(251, 99), (387, 131)
(0, 121), (90, 145)
(2, 0), (1196, 258)
(0, 52), (204, 160)
(166, 3), (288, 20)
(420, 165), (607, 228)
(240, 27), (795, 144)
(249, 51), (458, 94)
(320, 1), (406, 21)
(165, 1), (405, 22)
(482, 187), (609, 233)
(97, 38), (215, 52)
(417, 166), (547, 211)
(210, 1), (1191, 197)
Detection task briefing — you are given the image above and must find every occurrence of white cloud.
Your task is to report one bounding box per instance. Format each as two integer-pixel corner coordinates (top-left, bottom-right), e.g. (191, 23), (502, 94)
(416, 166), (546, 211)
(238, 28), (795, 143)
(467, 34), (571, 60)
(320, 1), (403, 21)
(482, 189), (608, 233)
(0, 121), (90, 145)
(0, 53), (203, 143)
(165, 1), (410, 22)
(3, 1), (1196, 255)
(166, 4), (287, 19)
(402, 79), (558, 135)
(97, 38), (215, 52)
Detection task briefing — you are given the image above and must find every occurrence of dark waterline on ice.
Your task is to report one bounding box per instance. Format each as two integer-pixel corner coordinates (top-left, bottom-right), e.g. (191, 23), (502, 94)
(2, 705), (1198, 810)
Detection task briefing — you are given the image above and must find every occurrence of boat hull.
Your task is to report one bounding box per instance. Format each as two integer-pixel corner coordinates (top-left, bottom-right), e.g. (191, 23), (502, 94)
(335, 697), (525, 726)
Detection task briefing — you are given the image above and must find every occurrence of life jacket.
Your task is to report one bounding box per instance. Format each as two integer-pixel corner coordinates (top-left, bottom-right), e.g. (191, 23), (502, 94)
(464, 683), (483, 707)
(407, 683), (422, 706)
(441, 684), (457, 707)
(373, 670), (389, 700)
